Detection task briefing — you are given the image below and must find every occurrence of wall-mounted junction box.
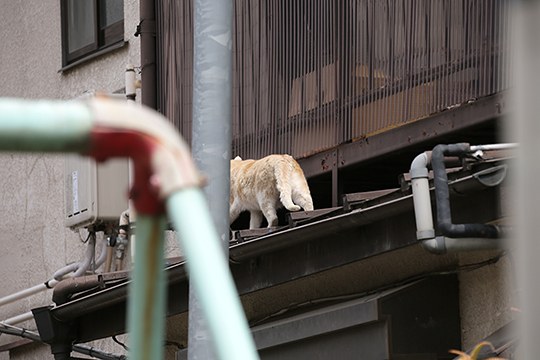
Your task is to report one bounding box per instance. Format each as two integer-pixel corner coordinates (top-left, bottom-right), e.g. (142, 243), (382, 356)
(65, 154), (130, 230)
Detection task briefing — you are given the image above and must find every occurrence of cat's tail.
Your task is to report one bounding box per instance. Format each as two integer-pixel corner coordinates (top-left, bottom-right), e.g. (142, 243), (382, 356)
(291, 172), (314, 212)
(275, 160), (301, 212)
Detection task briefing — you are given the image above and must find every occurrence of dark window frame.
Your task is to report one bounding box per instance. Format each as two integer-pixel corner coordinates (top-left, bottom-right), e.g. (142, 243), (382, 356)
(60, 0), (125, 67)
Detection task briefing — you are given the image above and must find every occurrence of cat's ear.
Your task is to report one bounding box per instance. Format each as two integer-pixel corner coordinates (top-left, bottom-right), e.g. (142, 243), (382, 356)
(233, 156), (242, 161)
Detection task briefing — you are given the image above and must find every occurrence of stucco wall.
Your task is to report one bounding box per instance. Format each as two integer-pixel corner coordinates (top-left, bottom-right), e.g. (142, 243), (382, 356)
(0, 1), (141, 100)
(0, 1), (161, 359)
(458, 252), (516, 351)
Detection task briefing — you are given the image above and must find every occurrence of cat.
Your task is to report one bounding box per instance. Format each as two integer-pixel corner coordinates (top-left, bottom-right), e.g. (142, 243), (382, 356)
(230, 154), (314, 229)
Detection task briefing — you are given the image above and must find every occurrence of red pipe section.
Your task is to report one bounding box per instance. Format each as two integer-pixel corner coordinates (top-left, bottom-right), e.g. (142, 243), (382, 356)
(87, 128), (164, 215)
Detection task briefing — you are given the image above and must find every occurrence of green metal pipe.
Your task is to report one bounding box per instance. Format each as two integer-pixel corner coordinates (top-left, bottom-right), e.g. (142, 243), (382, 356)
(127, 215), (168, 360)
(0, 98), (92, 152)
(0, 97), (258, 358)
(167, 188), (259, 360)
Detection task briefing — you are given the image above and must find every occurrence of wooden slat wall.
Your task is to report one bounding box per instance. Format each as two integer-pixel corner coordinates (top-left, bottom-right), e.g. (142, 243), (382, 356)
(157, 0), (510, 160)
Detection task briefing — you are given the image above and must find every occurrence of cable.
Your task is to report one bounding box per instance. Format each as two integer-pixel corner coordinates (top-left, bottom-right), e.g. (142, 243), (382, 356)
(165, 340), (184, 350)
(250, 252), (506, 327)
(111, 335), (184, 352)
(112, 335), (129, 351)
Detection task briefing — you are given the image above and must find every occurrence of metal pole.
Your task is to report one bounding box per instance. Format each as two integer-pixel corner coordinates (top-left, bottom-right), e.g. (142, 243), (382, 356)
(127, 215), (167, 360)
(168, 189), (259, 360)
(513, 1), (540, 358)
(189, 0), (234, 358)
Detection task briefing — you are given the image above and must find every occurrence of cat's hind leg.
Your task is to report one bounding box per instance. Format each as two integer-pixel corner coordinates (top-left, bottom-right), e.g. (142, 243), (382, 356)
(229, 201), (242, 225)
(249, 210), (263, 229)
(259, 202), (279, 228)
(275, 162), (302, 212)
(276, 181), (301, 212)
(292, 191), (314, 211)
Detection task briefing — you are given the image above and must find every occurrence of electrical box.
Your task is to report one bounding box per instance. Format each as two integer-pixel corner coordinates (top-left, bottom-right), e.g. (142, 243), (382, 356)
(65, 154), (130, 230)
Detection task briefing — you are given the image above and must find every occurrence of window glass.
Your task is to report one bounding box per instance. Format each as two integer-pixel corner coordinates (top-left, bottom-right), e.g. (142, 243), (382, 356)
(67, 0), (96, 53)
(99, 0), (124, 29)
(62, 0), (124, 67)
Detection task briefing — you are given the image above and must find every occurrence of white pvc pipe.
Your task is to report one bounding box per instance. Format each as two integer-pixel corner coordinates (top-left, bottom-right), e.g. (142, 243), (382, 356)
(410, 152), (435, 240)
(443, 237), (508, 252)
(469, 143), (518, 152)
(1, 311), (35, 326)
(0, 279), (59, 307)
(73, 235), (96, 277)
(53, 235), (96, 280)
(53, 263), (79, 280)
(94, 236), (109, 269)
(125, 64), (137, 102)
(0, 238), (102, 309)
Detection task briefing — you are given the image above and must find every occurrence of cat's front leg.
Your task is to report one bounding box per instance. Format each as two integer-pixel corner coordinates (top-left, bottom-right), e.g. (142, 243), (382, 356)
(249, 210), (263, 229)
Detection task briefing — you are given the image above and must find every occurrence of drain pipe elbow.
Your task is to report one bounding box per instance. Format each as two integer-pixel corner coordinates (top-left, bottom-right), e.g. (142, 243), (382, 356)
(420, 237), (448, 254)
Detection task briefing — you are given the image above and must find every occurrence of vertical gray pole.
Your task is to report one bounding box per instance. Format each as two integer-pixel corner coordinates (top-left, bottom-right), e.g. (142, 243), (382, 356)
(190, 0), (233, 358)
(514, 1), (540, 359)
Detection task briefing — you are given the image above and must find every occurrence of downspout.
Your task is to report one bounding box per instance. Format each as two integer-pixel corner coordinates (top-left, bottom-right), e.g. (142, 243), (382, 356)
(410, 151), (435, 242)
(410, 143), (513, 254)
(0, 280), (59, 307)
(138, 0), (157, 108)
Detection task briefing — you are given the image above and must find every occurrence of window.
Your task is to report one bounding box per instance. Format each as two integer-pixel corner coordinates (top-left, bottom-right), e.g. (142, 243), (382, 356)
(61, 0), (124, 66)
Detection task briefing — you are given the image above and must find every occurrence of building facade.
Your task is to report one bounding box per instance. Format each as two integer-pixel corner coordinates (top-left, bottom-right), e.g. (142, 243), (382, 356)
(0, 1), (515, 359)
(0, 1), (140, 359)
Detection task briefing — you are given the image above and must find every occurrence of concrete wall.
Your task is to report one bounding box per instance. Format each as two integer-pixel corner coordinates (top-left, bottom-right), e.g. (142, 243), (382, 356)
(458, 252), (516, 351)
(0, 1), (146, 358)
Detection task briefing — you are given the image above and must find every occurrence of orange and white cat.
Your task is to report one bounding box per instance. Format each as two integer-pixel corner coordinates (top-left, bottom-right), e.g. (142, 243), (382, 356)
(230, 154), (314, 229)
